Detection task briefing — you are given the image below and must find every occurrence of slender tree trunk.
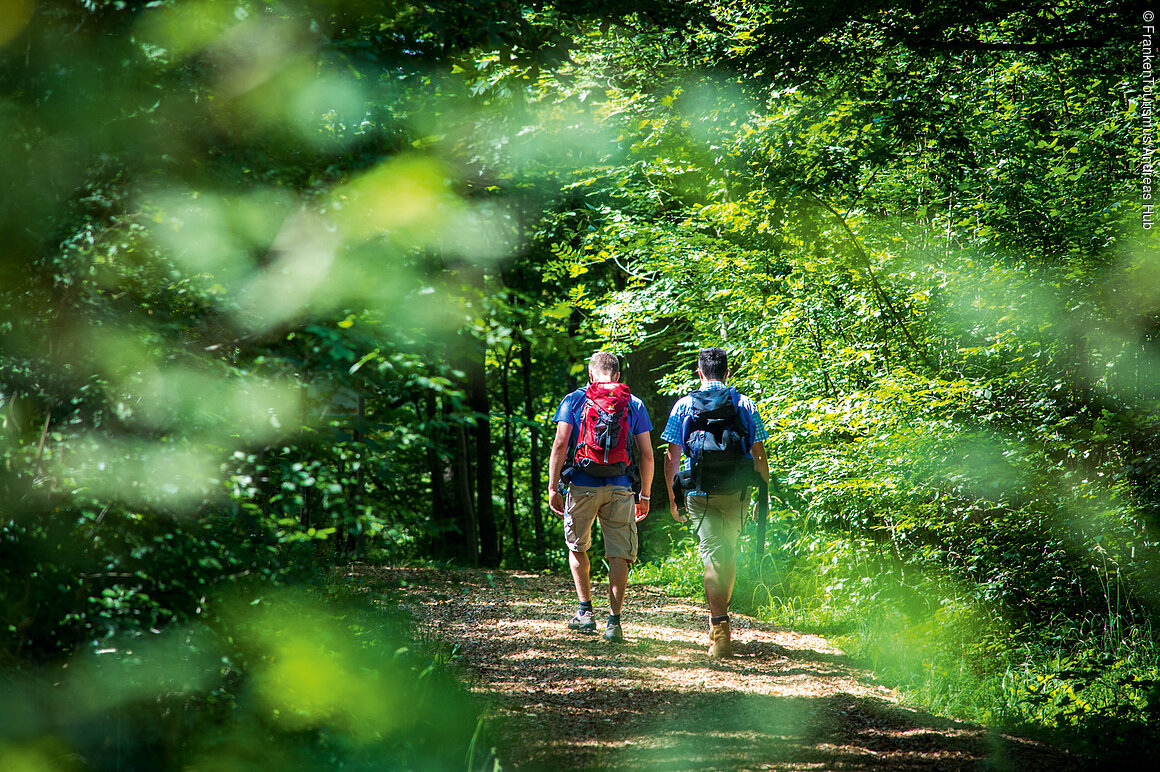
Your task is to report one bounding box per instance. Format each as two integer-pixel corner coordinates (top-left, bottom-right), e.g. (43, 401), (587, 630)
(423, 395), (454, 559)
(438, 394), (476, 562)
(339, 394), (366, 560)
(465, 333), (499, 566)
(806, 191), (932, 366)
(501, 345), (522, 567)
(809, 313), (835, 397)
(454, 421), (479, 564)
(521, 336), (545, 562)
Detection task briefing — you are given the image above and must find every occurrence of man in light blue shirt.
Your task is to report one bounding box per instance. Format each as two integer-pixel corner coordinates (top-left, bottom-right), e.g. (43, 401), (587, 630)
(662, 347), (769, 658)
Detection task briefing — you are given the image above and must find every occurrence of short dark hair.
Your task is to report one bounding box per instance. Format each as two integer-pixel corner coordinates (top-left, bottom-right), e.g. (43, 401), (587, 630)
(588, 351), (621, 376)
(698, 347), (729, 381)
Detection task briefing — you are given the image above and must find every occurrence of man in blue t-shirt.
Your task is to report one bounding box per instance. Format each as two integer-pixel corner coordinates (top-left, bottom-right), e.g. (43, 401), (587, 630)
(548, 351), (654, 643)
(662, 347), (769, 658)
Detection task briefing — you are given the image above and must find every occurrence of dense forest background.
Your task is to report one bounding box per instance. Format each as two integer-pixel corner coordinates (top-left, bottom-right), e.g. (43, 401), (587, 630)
(1, 0), (1155, 768)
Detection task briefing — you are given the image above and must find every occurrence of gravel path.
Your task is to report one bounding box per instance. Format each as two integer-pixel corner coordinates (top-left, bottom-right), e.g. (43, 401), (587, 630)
(352, 566), (1081, 771)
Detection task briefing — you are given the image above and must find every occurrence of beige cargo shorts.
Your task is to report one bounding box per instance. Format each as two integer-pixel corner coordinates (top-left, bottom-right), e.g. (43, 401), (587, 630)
(563, 484), (638, 561)
(686, 490), (747, 566)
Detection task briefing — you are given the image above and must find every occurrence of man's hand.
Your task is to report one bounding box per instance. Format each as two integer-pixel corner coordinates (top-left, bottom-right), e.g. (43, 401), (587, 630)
(663, 442), (686, 523)
(634, 497), (649, 522)
(549, 490), (565, 517)
(547, 422), (572, 519)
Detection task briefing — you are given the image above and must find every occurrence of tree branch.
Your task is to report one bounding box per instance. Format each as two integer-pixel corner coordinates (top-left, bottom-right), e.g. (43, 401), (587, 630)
(803, 190), (933, 368)
(915, 36), (1123, 53)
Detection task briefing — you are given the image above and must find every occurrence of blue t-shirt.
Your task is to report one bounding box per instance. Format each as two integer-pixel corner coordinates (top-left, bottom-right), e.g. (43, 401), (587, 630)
(553, 386), (652, 487)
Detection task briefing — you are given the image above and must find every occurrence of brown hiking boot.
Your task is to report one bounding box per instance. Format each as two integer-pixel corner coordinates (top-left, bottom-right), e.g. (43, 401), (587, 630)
(708, 619), (732, 658)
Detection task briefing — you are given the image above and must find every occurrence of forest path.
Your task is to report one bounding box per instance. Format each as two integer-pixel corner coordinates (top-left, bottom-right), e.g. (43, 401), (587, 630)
(353, 567), (1079, 771)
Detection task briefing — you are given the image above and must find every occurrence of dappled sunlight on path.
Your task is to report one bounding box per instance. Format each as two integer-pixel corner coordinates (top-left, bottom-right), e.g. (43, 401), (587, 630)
(352, 567), (1079, 771)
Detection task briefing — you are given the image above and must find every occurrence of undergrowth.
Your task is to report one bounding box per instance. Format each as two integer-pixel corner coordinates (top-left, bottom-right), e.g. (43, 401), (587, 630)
(635, 531), (1160, 761)
(0, 581), (497, 771)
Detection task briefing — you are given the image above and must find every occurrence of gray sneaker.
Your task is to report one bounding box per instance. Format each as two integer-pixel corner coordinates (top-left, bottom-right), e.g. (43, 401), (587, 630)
(567, 609), (596, 633)
(602, 622), (623, 642)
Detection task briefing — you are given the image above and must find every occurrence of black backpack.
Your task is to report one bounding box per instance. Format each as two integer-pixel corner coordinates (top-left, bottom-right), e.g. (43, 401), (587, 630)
(685, 387), (756, 494)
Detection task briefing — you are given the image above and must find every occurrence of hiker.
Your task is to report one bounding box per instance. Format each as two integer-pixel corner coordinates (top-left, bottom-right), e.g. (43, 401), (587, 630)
(548, 351), (654, 643)
(662, 347), (769, 658)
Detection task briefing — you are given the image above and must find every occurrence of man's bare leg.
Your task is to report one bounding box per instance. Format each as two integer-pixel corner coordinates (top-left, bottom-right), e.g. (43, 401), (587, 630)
(607, 557), (629, 615)
(705, 556), (736, 656)
(569, 549), (591, 603)
(704, 557), (735, 618)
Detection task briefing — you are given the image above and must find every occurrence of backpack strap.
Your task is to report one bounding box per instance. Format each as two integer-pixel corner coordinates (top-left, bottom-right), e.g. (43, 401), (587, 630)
(729, 387), (754, 452)
(626, 403), (642, 495)
(556, 387), (585, 495)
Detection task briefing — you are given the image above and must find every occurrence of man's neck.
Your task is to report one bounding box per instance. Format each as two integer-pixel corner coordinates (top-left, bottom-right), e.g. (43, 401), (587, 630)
(700, 378), (726, 389)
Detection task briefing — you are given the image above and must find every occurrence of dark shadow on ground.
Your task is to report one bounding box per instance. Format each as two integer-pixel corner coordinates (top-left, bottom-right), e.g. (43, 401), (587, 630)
(499, 689), (1082, 772)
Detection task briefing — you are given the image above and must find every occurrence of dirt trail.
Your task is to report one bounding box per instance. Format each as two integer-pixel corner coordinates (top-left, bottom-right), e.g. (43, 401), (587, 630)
(355, 567), (1080, 771)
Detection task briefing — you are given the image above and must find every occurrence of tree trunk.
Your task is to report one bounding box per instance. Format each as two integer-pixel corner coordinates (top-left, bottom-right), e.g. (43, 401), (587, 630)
(501, 345), (522, 567)
(454, 420), (479, 564)
(337, 393), (366, 560)
(465, 333), (499, 566)
(521, 337), (545, 562)
(435, 393), (478, 563)
(423, 395), (456, 560)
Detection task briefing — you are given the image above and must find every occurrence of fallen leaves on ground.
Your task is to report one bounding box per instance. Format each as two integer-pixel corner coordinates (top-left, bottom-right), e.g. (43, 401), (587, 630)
(348, 566), (1081, 772)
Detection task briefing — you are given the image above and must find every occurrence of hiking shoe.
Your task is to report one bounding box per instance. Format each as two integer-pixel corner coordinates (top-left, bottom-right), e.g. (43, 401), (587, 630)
(602, 622), (623, 643)
(567, 609), (596, 633)
(708, 619), (732, 658)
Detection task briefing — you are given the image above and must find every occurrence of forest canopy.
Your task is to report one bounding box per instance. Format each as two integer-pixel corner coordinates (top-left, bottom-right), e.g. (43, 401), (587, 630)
(1, 0), (1156, 767)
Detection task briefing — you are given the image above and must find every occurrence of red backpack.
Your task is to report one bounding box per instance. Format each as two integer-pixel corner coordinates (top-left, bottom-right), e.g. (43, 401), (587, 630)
(574, 381), (633, 477)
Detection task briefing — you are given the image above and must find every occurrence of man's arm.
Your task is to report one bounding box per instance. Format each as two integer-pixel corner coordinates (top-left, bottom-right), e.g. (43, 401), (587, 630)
(664, 442), (687, 522)
(547, 421), (572, 516)
(740, 394), (770, 486)
(632, 431), (654, 521)
(751, 440), (770, 485)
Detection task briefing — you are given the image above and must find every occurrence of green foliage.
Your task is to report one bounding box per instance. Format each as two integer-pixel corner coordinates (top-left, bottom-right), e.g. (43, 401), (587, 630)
(556, 0), (1155, 754)
(0, 585), (492, 770)
(634, 536), (706, 599)
(3, 0), (1159, 762)
(0, 0), (581, 763)
(1009, 632), (1160, 758)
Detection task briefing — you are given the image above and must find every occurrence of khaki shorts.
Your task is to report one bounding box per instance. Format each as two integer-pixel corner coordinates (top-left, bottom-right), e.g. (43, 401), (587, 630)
(686, 490), (748, 566)
(564, 484), (638, 561)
